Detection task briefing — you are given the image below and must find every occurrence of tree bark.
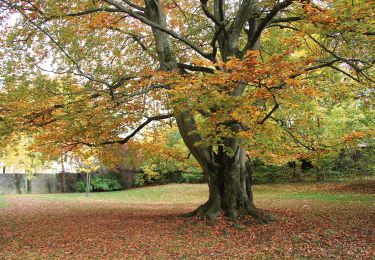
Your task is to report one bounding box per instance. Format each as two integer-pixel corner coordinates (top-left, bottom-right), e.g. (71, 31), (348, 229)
(144, 0), (267, 223)
(185, 139), (269, 223)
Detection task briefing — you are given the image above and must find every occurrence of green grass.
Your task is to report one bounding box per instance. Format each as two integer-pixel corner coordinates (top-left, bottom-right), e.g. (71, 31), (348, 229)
(0, 195), (7, 208)
(17, 184), (208, 204)
(279, 193), (374, 204)
(252, 183), (375, 204)
(9, 181), (374, 206)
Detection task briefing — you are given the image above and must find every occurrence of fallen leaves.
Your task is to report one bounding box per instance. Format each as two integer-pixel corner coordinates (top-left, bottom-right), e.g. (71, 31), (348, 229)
(0, 182), (374, 259)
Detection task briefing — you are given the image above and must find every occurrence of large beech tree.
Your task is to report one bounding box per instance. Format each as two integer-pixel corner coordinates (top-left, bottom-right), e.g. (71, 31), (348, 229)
(0, 0), (373, 221)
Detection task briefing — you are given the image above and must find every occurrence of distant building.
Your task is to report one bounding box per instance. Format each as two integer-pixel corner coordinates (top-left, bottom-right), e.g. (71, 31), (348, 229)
(0, 154), (80, 174)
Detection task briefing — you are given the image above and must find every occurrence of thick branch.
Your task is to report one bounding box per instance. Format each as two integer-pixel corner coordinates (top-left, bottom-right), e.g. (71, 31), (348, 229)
(121, 0), (145, 11)
(258, 103), (279, 125)
(100, 114), (173, 145)
(175, 111), (213, 173)
(105, 0), (214, 61)
(45, 7), (122, 20)
(200, 0), (224, 27)
(177, 63), (215, 73)
(230, 0), (255, 42)
(246, 0), (293, 50)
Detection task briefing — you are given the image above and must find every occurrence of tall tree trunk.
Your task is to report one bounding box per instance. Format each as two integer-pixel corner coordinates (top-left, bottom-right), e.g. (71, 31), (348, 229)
(185, 137), (268, 222)
(176, 113), (266, 221)
(145, 0), (267, 222)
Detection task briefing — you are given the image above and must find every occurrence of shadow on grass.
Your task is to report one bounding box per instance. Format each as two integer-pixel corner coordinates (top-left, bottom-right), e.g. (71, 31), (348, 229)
(279, 192), (374, 204)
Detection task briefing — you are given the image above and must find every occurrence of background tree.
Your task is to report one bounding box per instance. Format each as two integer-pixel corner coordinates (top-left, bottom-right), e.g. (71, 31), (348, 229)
(0, 137), (48, 173)
(0, 0), (373, 221)
(133, 126), (203, 184)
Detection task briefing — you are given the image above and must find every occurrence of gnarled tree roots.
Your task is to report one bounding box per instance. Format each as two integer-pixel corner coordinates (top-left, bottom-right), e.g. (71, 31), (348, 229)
(185, 201), (273, 225)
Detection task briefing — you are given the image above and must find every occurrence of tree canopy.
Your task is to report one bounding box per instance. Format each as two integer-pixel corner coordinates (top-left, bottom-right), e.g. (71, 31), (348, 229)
(0, 0), (373, 220)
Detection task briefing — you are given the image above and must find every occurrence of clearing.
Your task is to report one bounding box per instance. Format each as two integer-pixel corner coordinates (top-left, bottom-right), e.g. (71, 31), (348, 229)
(0, 181), (374, 259)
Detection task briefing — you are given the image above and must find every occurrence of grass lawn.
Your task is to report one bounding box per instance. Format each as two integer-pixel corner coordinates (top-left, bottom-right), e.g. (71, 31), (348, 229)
(19, 183), (208, 204)
(0, 195), (7, 208)
(0, 181), (374, 259)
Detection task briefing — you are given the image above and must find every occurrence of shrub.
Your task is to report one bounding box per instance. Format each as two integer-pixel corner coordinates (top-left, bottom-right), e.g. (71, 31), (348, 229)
(76, 179), (87, 192)
(136, 164), (161, 186)
(180, 172), (204, 183)
(334, 147), (374, 176)
(76, 173), (122, 192)
(91, 174), (122, 191)
(135, 165), (205, 185)
(159, 170), (184, 184)
(251, 164), (286, 184)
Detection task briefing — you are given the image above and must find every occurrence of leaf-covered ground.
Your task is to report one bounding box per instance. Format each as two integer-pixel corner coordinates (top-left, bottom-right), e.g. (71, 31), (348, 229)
(0, 180), (374, 259)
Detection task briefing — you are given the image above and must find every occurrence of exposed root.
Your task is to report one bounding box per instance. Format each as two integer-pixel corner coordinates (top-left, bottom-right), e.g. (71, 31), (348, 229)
(181, 202), (209, 218)
(245, 206), (274, 224)
(184, 202), (275, 225)
(182, 201), (220, 218)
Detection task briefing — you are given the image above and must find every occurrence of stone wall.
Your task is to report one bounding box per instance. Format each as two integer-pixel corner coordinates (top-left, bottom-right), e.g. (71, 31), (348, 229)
(0, 173), (60, 194)
(28, 174), (61, 194)
(0, 172), (137, 195)
(0, 174), (28, 194)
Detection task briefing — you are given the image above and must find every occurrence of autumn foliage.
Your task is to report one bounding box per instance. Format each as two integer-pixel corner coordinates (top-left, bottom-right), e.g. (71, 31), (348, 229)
(0, 182), (374, 258)
(0, 0), (373, 220)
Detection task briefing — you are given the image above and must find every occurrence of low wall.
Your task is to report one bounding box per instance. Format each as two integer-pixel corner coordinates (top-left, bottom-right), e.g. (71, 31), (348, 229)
(0, 174), (28, 194)
(0, 173), (61, 195)
(29, 174), (61, 194)
(0, 172), (136, 194)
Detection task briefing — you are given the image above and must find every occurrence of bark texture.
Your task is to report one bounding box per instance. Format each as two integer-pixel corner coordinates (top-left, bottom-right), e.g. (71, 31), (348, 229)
(144, 0), (270, 222)
(189, 146), (266, 222)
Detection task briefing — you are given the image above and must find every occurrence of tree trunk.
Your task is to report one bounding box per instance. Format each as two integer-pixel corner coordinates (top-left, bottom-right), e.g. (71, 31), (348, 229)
(173, 96), (267, 223)
(293, 161), (302, 182)
(187, 145), (268, 223)
(176, 115), (268, 222)
(144, 0), (267, 223)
